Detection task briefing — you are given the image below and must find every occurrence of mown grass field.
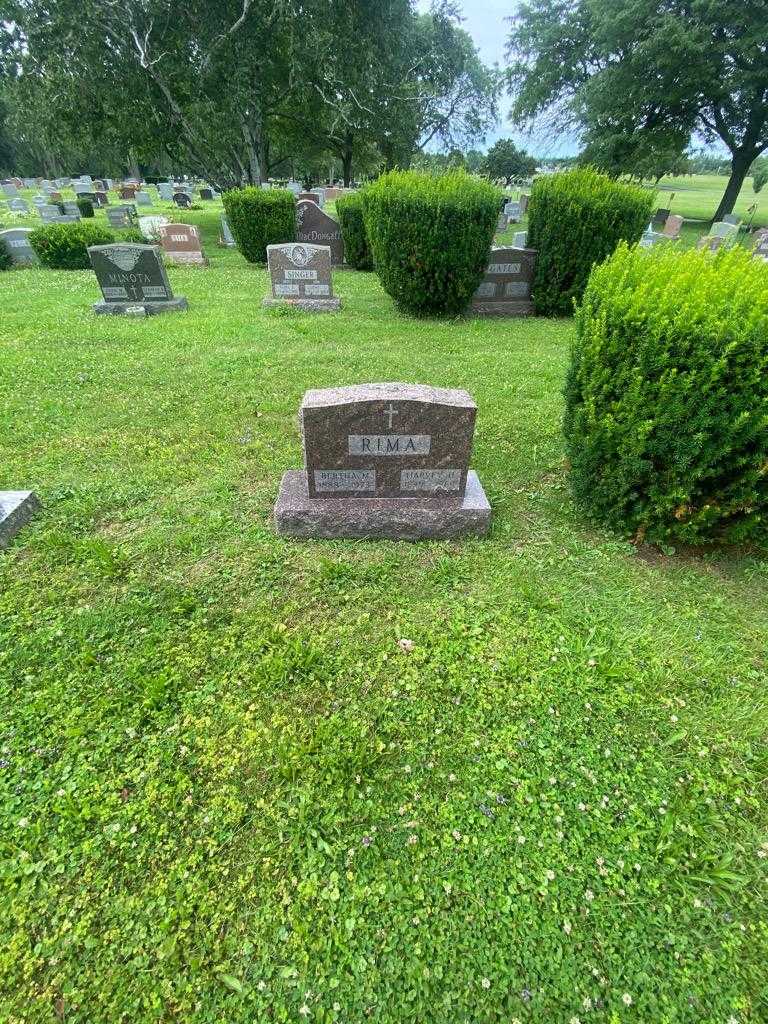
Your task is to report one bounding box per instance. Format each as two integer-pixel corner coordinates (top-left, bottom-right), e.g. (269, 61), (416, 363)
(1, 191), (767, 1023)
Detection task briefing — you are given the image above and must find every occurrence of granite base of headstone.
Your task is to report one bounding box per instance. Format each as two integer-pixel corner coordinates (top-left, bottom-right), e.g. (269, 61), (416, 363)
(88, 242), (188, 315)
(0, 491), (40, 549)
(469, 246), (536, 317)
(263, 242), (340, 312)
(274, 383), (491, 540)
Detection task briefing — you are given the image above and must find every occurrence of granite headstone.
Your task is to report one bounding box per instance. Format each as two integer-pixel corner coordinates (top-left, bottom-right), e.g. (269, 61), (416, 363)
(88, 243), (188, 315)
(263, 243), (340, 311)
(296, 200), (343, 265)
(158, 222), (207, 265)
(0, 228), (37, 265)
(0, 492), (40, 549)
(470, 246), (536, 316)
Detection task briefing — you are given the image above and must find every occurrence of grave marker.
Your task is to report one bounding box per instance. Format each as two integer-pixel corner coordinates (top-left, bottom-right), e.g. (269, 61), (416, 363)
(0, 228), (37, 265)
(274, 383), (491, 539)
(106, 205), (137, 228)
(296, 200), (343, 265)
(88, 243), (188, 315)
(219, 214), (236, 248)
(263, 242), (340, 311)
(158, 222), (207, 265)
(0, 492), (40, 549)
(470, 246), (536, 317)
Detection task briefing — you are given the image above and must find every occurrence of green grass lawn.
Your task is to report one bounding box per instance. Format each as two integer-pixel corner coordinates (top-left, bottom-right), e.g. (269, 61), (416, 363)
(1, 197), (767, 1024)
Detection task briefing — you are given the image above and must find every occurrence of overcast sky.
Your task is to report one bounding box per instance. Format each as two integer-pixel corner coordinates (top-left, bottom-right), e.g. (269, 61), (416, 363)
(415, 0), (579, 156)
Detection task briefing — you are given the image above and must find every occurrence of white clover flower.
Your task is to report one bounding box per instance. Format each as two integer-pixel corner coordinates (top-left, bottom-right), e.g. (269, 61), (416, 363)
(517, 835), (526, 845)
(585, 889), (595, 901)
(481, 978), (491, 989)
(622, 993), (632, 1006)
(18, 817), (29, 828)
(563, 920), (572, 935)
(545, 869), (555, 881)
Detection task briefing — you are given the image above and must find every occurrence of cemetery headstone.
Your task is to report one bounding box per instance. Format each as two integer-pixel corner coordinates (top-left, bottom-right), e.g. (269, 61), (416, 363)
(158, 222), (207, 265)
(157, 183), (174, 200)
(512, 230), (527, 248)
(723, 213), (741, 226)
(199, 187), (213, 200)
(8, 198), (29, 213)
(0, 228), (38, 265)
(753, 232), (768, 262)
(62, 202), (81, 218)
(0, 491), (40, 549)
(296, 200), (344, 265)
(88, 242), (188, 315)
(172, 192), (192, 209)
(119, 186), (137, 200)
(504, 201), (521, 223)
(138, 215), (169, 240)
(652, 207), (670, 229)
(286, 180), (302, 195)
(135, 190), (153, 206)
(519, 193), (530, 214)
(2, 182), (19, 198)
(106, 205), (137, 228)
(297, 192), (321, 205)
(218, 214), (236, 248)
(469, 246), (537, 317)
(661, 214), (684, 239)
(39, 204), (61, 222)
(263, 243), (340, 312)
(495, 212), (507, 234)
(274, 382), (491, 540)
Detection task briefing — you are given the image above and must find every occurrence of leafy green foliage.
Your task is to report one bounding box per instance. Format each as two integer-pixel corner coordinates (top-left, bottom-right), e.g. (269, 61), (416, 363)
(336, 191), (372, 270)
(0, 236), (11, 271)
(362, 170), (499, 315)
(76, 197), (94, 217)
(221, 187), (295, 264)
(482, 138), (537, 184)
(527, 167), (654, 316)
(753, 166), (768, 193)
(565, 243), (768, 545)
(29, 221), (115, 270)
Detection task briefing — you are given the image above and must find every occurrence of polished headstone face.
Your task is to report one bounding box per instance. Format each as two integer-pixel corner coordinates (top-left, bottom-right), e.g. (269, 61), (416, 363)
(199, 188), (213, 200)
(106, 205), (136, 228)
(296, 200), (344, 265)
(470, 246), (536, 316)
(88, 243), (175, 303)
(0, 228), (37, 265)
(300, 383), (476, 501)
(662, 214), (684, 238)
(158, 223), (206, 264)
(173, 192), (192, 208)
(266, 243), (335, 302)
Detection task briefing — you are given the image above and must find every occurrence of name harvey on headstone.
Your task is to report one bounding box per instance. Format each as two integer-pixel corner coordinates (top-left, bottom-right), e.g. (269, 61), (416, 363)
(296, 200), (344, 265)
(263, 243), (340, 312)
(274, 382), (491, 540)
(470, 246), (536, 317)
(88, 243), (188, 315)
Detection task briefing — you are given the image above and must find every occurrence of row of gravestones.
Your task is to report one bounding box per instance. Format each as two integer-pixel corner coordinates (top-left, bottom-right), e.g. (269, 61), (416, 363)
(3, 381), (492, 548)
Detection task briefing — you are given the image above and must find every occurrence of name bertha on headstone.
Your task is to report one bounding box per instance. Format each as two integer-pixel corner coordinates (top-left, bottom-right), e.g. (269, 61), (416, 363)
(274, 382), (491, 540)
(88, 243), (188, 315)
(263, 243), (340, 312)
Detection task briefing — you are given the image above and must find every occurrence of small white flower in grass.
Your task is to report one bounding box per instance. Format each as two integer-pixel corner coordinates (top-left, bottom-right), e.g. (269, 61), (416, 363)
(397, 638), (414, 653)
(757, 849), (766, 859)
(257, 981), (266, 992)
(481, 978), (491, 989)
(622, 993), (632, 1006)
(693, 897), (703, 908)
(407, 834), (418, 845)
(448, 773), (457, 783)
(578, 802), (587, 812)
(545, 869), (555, 881)
(517, 835), (526, 845)
(571, 1017), (582, 1024)
(299, 1004), (310, 1017)
(582, 997), (592, 1010)
(18, 818), (29, 828)
(587, 657), (596, 667)
(452, 830), (462, 841)
(728, 1016), (739, 1024)
(585, 889), (595, 901)
(563, 920), (572, 935)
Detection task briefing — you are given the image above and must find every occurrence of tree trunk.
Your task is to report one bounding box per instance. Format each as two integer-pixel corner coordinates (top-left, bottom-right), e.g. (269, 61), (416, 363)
(341, 132), (354, 186)
(127, 147), (141, 181)
(713, 148), (758, 222)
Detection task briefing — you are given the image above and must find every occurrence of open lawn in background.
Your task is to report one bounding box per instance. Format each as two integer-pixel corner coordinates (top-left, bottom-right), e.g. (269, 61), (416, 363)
(1, 228), (767, 1022)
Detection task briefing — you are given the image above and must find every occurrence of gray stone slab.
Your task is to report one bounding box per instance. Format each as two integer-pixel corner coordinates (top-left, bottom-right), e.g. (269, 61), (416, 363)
(92, 297), (188, 316)
(0, 491), (40, 549)
(274, 469), (490, 540)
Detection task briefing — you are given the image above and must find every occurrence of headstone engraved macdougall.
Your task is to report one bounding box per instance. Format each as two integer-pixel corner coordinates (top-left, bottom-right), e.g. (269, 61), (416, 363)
(274, 382), (491, 540)
(295, 200), (344, 265)
(470, 246), (537, 316)
(88, 243), (188, 315)
(263, 243), (340, 311)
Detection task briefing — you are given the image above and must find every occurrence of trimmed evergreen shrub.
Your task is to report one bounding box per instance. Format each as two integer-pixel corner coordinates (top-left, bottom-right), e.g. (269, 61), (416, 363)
(221, 187), (295, 263)
(76, 198), (95, 218)
(362, 170), (500, 315)
(29, 222), (115, 270)
(565, 243), (768, 547)
(0, 237), (11, 272)
(528, 167), (654, 316)
(336, 191), (372, 270)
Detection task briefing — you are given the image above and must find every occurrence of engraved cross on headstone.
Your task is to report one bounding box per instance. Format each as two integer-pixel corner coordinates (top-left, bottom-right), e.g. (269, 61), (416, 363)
(383, 403), (398, 429)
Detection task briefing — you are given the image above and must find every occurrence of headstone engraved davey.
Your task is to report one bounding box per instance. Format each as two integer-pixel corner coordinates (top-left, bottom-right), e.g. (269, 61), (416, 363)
(274, 382), (491, 540)
(88, 243), (188, 315)
(296, 200), (344, 265)
(0, 228), (37, 265)
(263, 243), (340, 312)
(0, 491), (40, 549)
(158, 223), (207, 265)
(470, 246), (536, 316)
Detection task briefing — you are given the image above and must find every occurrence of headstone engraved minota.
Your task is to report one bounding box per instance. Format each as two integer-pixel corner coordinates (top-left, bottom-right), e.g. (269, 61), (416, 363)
(296, 200), (344, 265)
(88, 243), (188, 315)
(274, 382), (491, 540)
(263, 243), (340, 312)
(470, 246), (536, 316)
(0, 491), (40, 549)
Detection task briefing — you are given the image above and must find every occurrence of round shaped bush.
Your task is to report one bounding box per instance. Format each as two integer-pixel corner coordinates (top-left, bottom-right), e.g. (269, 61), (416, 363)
(336, 192), (372, 270)
(362, 170), (500, 315)
(221, 187), (295, 263)
(76, 198), (95, 218)
(565, 243), (768, 546)
(528, 167), (654, 316)
(29, 222), (115, 270)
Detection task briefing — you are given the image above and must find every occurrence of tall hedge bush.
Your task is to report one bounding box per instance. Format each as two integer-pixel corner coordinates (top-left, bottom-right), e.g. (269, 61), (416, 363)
(336, 192), (372, 270)
(76, 197), (95, 218)
(29, 222), (115, 270)
(565, 243), (768, 546)
(528, 168), (654, 316)
(221, 187), (295, 263)
(0, 237), (11, 272)
(362, 170), (500, 315)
